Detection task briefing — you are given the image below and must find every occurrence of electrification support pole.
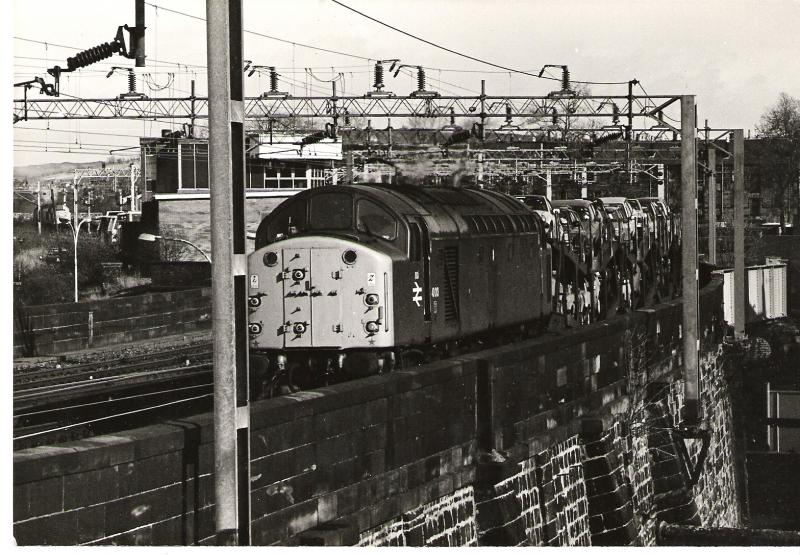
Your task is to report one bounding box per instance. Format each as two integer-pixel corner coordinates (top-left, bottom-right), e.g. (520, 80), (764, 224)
(681, 95), (700, 425)
(733, 129), (746, 338)
(707, 148), (717, 265)
(207, 0), (250, 545)
(134, 0), (146, 67)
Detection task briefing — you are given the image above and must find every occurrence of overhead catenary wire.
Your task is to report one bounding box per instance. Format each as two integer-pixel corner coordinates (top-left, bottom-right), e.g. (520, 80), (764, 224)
(13, 36), (204, 69)
(328, 0), (632, 86)
(144, 1), (373, 61)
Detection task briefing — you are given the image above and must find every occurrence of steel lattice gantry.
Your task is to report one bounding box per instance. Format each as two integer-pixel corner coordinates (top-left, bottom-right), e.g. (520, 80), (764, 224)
(13, 93), (682, 131)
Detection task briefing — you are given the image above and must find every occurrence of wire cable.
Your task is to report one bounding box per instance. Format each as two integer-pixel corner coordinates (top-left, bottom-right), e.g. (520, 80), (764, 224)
(329, 0), (632, 86)
(144, 2), (373, 62)
(13, 36), (203, 69)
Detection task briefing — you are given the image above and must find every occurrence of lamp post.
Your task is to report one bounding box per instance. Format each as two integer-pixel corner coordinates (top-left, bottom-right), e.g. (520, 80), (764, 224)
(67, 177), (92, 303)
(68, 217), (91, 303)
(138, 233), (212, 263)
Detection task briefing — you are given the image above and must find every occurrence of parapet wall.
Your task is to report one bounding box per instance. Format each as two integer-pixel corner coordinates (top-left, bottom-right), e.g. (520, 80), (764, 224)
(13, 288), (212, 358)
(13, 277), (739, 546)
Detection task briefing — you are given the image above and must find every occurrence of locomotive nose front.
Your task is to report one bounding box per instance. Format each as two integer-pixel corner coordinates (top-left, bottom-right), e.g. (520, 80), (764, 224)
(247, 238), (394, 351)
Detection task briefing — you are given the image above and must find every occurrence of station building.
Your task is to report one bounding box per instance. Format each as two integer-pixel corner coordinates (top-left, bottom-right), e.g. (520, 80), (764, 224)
(137, 131), (342, 260)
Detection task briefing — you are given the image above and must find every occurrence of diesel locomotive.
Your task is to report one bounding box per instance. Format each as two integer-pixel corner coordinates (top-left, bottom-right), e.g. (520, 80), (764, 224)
(247, 184), (552, 393)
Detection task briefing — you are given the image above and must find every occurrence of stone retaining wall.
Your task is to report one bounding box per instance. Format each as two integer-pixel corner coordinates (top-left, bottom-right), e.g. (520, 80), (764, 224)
(13, 288), (211, 358)
(13, 277), (741, 546)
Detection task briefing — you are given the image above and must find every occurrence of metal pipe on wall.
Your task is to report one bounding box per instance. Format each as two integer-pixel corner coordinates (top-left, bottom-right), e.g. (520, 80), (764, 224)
(680, 95), (700, 425)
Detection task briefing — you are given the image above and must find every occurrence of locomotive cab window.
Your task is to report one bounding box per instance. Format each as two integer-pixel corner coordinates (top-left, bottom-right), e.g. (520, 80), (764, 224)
(310, 192), (353, 231)
(356, 199), (396, 241)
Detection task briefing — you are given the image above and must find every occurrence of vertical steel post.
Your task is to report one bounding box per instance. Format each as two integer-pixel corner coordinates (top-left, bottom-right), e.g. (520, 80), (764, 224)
(190, 79), (197, 138)
(479, 80), (486, 141)
(346, 151), (354, 184)
(707, 148), (717, 265)
(681, 95), (700, 425)
(134, 0), (146, 67)
(477, 152), (484, 188)
(37, 181), (41, 235)
(72, 175), (80, 303)
(130, 163), (136, 212)
(206, 0), (250, 544)
(733, 129), (746, 338)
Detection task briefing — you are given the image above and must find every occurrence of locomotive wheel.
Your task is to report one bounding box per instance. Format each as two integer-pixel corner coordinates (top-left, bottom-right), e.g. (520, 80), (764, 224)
(342, 352), (380, 377)
(399, 349), (426, 368)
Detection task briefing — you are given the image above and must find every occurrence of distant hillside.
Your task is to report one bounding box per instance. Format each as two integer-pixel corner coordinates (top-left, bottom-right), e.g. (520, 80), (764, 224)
(14, 158), (138, 182)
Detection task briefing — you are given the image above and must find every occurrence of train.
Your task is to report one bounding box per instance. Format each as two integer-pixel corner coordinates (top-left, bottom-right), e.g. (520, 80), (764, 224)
(247, 183), (679, 397)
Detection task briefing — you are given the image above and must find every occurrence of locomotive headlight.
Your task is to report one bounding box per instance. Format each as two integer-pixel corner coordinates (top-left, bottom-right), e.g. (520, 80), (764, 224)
(263, 251), (278, 267)
(365, 293), (380, 306)
(293, 322), (307, 335)
(342, 249), (358, 265)
(248, 322), (263, 335)
(248, 296), (262, 307)
(292, 269), (306, 282)
(365, 321), (380, 333)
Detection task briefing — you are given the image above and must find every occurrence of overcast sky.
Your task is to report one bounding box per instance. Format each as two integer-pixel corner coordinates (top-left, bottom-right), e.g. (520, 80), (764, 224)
(9, 0), (800, 167)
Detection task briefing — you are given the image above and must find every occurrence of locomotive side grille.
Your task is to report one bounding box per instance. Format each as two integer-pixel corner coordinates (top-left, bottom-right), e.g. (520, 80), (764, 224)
(442, 246), (459, 322)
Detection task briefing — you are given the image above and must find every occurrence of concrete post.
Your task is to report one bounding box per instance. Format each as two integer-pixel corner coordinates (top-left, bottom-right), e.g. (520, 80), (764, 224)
(680, 95), (700, 425)
(206, 0), (250, 544)
(733, 130), (746, 338)
(707, 148), (717, 265)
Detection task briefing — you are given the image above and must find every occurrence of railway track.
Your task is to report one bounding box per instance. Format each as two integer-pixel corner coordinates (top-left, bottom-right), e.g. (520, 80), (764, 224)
(14, 343), (211, 390)
(13, 344), (214, 450)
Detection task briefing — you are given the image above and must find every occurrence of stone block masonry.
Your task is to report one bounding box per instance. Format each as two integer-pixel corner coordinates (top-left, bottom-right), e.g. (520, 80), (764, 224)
(13, 275), (744, 545)
(13, 288), (212, 357)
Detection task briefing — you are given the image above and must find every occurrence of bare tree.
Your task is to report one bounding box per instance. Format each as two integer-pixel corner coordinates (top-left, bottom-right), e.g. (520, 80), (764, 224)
(755, 93), (800, 229)
(158, 224), (192, 262)
(519, 83), (605, 142)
